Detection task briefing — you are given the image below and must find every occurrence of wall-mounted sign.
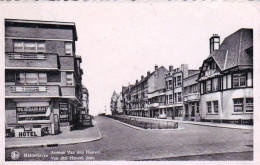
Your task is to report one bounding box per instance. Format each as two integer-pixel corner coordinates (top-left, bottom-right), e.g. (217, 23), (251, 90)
(60, 103), (69, 122)
(14, 128), (41, 137)
(17, 107), (48, 115)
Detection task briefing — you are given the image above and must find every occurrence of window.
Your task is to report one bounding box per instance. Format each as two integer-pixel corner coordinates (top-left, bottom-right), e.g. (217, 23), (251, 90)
(65, 42), (73, 55)
(16, 73), (47, 85)
(196, 102), (200, 113)
(213, 101), (218, 113)
(38, 73), (47, 84)
(191, 84), (198, 93)
(206, 80), (212, 93)
(66, 72), (74, 86)
(14, 40), (46, 53)
(177, 76), (182, 86)
(246, 98), (253, 113)
(169, 95), (173, 104)
(169, 80), (173, 89)
(207, 102), (212, 113)
(212, 78), (219, 91)
(233, 73), (246, 88)
(178, 92), (182, 102)
(47, 72), (61, 82)
(174, 77), (177, 87)
(233, 98), (243, 112)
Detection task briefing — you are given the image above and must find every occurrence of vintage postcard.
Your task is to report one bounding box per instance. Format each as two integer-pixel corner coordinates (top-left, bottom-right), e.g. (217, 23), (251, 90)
(0, 1), (259, 164)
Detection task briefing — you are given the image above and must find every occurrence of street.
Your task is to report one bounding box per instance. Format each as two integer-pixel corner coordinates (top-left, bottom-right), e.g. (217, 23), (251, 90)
(6, 116), (253, 161)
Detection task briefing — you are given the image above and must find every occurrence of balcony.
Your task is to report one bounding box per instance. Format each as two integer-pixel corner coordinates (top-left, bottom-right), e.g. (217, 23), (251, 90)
(148, 103), (159, 108)
(5, 53), (59, 70)
(60, 86), (82, 104)
(5, 85), (60, 98)
(183, 93), (200, 102)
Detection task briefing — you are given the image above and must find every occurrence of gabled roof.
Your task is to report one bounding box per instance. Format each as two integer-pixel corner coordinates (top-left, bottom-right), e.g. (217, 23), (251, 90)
(207, 28), (253, 71)
(198, 28), (253, 80)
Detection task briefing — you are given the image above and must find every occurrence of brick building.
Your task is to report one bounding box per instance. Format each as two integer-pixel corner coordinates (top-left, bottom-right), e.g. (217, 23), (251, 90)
(183, 71), (200, 121)
(5, 19), (86, 136)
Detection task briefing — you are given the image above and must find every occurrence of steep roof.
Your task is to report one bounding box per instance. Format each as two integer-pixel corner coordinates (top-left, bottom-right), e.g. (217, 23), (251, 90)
(207, 28), (253, 71)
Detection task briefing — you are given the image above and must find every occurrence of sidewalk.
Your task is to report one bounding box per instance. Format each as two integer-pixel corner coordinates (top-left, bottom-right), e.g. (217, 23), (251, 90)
(122, 115), (253, 130)
(5, 120), (102, 149)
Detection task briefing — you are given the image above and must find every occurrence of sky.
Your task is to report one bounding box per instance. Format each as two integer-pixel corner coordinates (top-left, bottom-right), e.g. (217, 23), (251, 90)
(0, 2), (259, 115)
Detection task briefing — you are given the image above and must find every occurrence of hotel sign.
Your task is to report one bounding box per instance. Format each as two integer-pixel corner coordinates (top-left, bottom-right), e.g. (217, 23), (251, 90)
(14, 128), (42, 137)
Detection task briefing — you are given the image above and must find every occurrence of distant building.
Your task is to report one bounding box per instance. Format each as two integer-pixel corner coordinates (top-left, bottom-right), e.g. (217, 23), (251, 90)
(110, 91), (118, 115)
(145, 65), (168, 118)
(116, 92), (124, 115)
(183, 71), (200, 121)
(197, 29), (253, 124)
(5, 19), (86, 136)
(82, 85), (89, 115)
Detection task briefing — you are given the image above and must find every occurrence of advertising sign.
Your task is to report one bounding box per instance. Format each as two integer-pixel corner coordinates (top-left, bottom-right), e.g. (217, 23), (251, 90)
(17, 107), (48, 115)
(60, 103), (69, 122)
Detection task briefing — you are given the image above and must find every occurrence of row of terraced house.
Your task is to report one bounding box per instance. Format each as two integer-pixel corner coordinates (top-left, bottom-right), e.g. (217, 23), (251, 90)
(5, 19), (90, 137)
(111, 28), (253, 124)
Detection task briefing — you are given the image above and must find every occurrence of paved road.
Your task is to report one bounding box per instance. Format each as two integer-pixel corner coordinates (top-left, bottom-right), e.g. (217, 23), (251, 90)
(6, 116), (253, 161)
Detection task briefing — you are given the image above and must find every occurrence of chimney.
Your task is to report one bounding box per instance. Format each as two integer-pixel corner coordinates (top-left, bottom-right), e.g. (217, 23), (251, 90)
(169, 65), (173, 72)
(141, 75), (144, 80)
(209, 34), (220, 54)
(155, 65), (158, 71)
(147, 71), (150, 76)
(136, 80), (138, 84)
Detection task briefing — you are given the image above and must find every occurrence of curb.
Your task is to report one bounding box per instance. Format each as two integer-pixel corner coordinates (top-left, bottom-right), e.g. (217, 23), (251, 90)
(126, 116), (253, 130)
(5, 121), (103, 149)
(102, 116), (183, 131)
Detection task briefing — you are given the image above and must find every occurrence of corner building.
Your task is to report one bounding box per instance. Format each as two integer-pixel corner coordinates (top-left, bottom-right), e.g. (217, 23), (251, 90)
(5, 19), (84, 135)
(197, 29), (253, 124)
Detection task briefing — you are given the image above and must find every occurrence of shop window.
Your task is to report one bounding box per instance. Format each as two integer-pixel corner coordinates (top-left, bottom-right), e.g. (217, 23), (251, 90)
(246, 98), (253, 113)
(65, 42), (73, 55)
(14, 40), (46, 53)
(207, 101), (212, 113)
(66, 72), (74, 86)
(233, 73), (246, 88)
(213, 101), (218, 113)
(233, 98), (243, 112)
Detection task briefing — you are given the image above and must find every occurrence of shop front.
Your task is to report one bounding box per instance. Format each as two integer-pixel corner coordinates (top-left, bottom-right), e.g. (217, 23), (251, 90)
(5, 99), (60, 138)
